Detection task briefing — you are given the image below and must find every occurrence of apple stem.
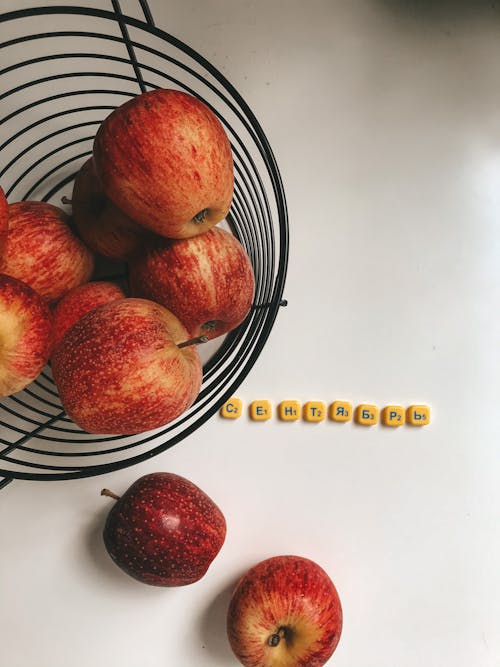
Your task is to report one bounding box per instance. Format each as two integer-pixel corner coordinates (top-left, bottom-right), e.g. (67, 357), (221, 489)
(268, 626), (288, 647)
(201, 321), (217, 331)
(61, 196), (72, 205)
(101, 488), (121, 501)
(192, 208), (208, 224)
(177, 335), (209, 349)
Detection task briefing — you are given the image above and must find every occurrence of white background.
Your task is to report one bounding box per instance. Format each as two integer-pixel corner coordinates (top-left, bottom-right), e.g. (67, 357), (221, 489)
(1, 1), (500, 666)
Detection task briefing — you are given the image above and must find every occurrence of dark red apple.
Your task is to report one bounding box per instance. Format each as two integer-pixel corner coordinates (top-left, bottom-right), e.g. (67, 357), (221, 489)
(51, 280), (125, 350)
(129, 226), (255, 340)
(93, 89), (234, 239)
(71, 158), (154, 260)
(0, 273), (53, 398)
(0, 186), (8, 257)
(227, 555), (343, 667)
(0, 201), (94, 303)
(101, 472), (227, 586)
(51, 298), (202, 434)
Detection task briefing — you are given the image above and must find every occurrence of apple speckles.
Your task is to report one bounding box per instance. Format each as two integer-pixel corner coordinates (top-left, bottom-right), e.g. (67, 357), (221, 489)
(93, 89), (233, 238)
(129, 226), (255, 340)
(0, 274), (53, 397)
(51, 298), (202, 434)
(102, 473), (226, 587)
(51, 280), (125, 351)
(0, 201), (94, 304)
(227, 555), (342, 667)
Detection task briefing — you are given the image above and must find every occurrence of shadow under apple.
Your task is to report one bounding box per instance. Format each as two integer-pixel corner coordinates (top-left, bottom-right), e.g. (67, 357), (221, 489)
(85, 503), (138, 588)
(196, 575), (243, 663)
(85, 502), (175, 596)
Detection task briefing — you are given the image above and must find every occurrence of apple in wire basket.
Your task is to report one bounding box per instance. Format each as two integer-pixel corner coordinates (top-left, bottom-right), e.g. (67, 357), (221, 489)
(129, 225), (255, 341)
(0, 201), (94, 304)
(70, 158), (155, 261)
(0, 273), (52, 398)
(51, 297), (203, 435)
(93, 88), (234, 240)
(227, 555), (343, 667)
(51, 280), (125, 351)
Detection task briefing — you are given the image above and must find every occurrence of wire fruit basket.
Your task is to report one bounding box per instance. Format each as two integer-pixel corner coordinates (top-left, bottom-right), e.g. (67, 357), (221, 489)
(0, 1), (288, 486)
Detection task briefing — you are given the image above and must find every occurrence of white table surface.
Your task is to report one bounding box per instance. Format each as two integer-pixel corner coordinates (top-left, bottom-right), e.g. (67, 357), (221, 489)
(1, 1), (499, 666)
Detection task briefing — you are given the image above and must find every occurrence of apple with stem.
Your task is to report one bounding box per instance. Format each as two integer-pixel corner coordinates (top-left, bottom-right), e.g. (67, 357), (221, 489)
(0, 201), (94, 303)
(51, 298), (204, 434)
(227, 555), (343, 667)
(69, 158), (154, 261)
(0, 273), (53, 398)
(51, 280), (125, 350)
(101, 472), (226, 586)
(0, 186), (8, 258)
(129, 226), (255, 340)
(93, 89), (234, 239)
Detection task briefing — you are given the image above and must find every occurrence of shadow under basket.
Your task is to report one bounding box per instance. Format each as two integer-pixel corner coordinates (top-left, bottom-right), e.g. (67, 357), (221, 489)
(0, 2), (289, 485)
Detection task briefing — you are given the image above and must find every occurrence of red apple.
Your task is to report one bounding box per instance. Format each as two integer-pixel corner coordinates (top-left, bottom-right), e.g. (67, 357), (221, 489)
(129, 226), (255, 340)
(101, 472), (226, 586)
(51, 280), (125, 350)
(93, 89), (234, 239)
(0, 201), (94, 303)
(51, 297), (203, 434)
(0, 186), (8, 258)
(0, 273), (53, 398)
(71, 158), (154, 260)
(227, 555), (343, 667)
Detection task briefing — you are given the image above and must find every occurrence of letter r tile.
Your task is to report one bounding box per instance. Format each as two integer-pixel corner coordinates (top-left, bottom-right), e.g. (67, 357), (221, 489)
(329, 401), (352, 423)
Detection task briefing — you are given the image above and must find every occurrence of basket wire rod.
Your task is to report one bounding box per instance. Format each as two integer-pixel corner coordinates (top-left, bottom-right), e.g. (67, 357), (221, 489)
(1, 411), (65, 454)
(0, 106), (115, 159)
(110, 0), (148, 93)
(0, 402), (60, 428)
(0, 121), (100, 182)
(0, 410), (66, 488)
(138, 0), (155, 26)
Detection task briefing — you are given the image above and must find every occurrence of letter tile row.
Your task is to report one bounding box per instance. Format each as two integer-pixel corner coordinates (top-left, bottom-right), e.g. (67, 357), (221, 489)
(220, 398), (430, 426)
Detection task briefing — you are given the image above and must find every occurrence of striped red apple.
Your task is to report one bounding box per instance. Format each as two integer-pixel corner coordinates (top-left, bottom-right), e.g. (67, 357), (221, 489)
(71, 158), (153, 261)
(129, 226), (255, 340)
(227, 555), (343, 667)
(93, 89), (234, 239)
(0, 273), (53, 398)
(51, 298), (203, 434)
(51, 280), (125, 350)
(101, 472), (226, 586)
(0, 201), (94, 304)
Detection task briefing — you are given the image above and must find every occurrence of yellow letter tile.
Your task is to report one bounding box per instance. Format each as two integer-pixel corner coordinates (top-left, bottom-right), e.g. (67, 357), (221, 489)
(278, 400), (301, 421)
(249, 400), (272, 421)
(220, 397), (243, 419)
(329, 401), (352, 422)
(382, 405), (405, 427)
(355, 404), (379, 426)
(303, 401), (326, 422)
(406, 405), (431, 426)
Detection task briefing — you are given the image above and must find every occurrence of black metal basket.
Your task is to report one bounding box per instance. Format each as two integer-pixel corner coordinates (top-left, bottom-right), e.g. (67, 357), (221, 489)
(0, 2), (288, 485)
